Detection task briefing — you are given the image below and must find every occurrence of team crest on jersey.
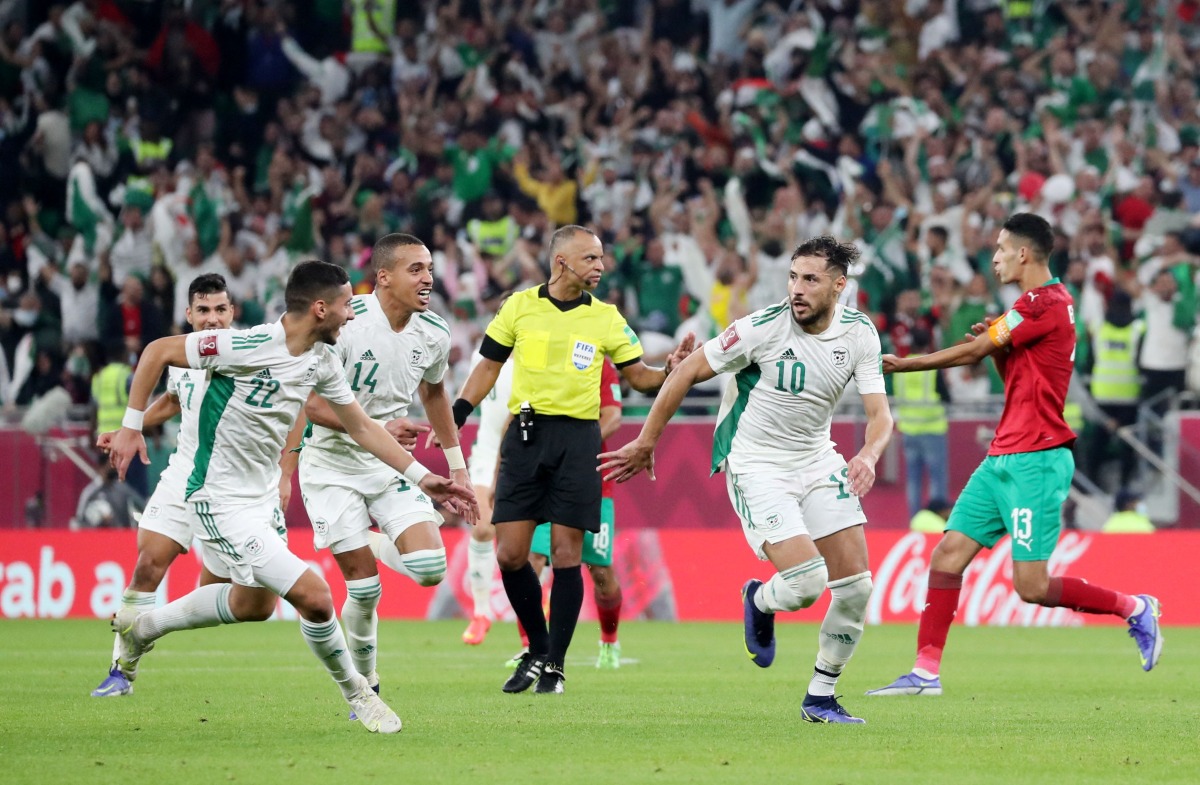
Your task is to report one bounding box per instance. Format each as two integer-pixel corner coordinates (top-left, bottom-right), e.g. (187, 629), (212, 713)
(313, 519), (328, 536)
(302, 363), (317, 383)
(718, 323), (741, 351)
(572, 340), (596, 370)
(831, 347), (848, 368)
(198, 333), (219, 357)
(144, 504), (160, 519)
(244, 536), (264, 557)
(762, 513), (782, 531)
(410, 348), (424, 366)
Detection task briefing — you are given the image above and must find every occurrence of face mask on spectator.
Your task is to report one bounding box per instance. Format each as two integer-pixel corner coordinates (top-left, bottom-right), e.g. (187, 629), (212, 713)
(7, 274), (20, 292)
(13, 308), (37, 327)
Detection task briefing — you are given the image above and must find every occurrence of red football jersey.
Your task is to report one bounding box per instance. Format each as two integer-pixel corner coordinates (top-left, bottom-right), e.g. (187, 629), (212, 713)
(599, 359), (622, 496)
(985, 279), (1077, 455)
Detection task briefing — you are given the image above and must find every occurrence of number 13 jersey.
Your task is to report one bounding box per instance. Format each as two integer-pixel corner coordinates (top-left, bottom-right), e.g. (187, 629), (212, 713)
(703, 302), (885, 475)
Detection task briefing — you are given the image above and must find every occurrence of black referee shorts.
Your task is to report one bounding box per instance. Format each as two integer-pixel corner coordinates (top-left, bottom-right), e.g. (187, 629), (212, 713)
(492, 416), (602, 532)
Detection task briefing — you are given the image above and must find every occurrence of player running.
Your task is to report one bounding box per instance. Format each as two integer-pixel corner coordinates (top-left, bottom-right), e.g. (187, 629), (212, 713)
(296, 234), (467, 711)
(601, 237), (893, 723)
(867, 213), (1162, 698)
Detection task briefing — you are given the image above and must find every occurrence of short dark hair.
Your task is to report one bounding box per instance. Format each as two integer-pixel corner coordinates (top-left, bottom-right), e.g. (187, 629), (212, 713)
(928, 226), (949, 243)
(549, 224), (597, 258)
(1002, 213), (1054, 262)
(285, 260), (349, 314)
(188, 273), (228, 307)
(791, 236), (860, 278)
(371, 233), (426, 274)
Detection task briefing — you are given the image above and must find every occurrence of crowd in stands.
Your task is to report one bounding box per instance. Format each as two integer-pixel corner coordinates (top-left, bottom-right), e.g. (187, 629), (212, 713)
(1, 0), (1199, 511)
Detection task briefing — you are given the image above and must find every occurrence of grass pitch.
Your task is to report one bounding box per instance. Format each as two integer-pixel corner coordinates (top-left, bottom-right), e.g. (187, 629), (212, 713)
(2, 619), (1196, 785)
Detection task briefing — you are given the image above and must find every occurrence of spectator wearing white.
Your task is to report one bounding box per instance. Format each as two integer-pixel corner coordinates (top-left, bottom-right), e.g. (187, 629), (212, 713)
(49, 261), (100, 345)
(280, 25), (350, 107)
(107, 204), (154, 287)
(582, 160), (636, 231)
(1137, 268), (1192, 406)
(697, 0), (759, 65)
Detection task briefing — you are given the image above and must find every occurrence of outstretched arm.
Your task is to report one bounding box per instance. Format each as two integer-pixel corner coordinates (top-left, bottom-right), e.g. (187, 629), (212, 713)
(599, 347), (717, 483)
(108, 336), (189, 478)
(884, 327), (999, 373)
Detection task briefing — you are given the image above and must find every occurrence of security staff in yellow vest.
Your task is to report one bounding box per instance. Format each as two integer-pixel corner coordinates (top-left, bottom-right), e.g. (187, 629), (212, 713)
(453, 225), (695, 694)
(894, 329), (950, 519)
(1085, 291), (1143, 491)
(910, 497), (953, 534)
(91, 343), (146, 495)
(466, 192), (519, 260)
(1102, 490), (1156, 533)
(348, 0), (394, 70)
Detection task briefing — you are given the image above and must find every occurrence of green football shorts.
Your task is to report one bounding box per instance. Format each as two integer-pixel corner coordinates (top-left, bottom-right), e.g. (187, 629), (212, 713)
(530, 497), (615, 567)
(946, 448), (1073, 562)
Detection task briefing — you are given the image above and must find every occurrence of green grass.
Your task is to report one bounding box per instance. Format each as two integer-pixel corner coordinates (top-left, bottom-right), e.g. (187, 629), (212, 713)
(1, 620), (1196, 785)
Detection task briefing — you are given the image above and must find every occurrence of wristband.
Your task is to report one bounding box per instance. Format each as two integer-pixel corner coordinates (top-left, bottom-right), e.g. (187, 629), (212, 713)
(452, 398), (474, 428)
(402, 460), (431, 486)
(122, 408), (145, 432)
(444, 445), (466, 471)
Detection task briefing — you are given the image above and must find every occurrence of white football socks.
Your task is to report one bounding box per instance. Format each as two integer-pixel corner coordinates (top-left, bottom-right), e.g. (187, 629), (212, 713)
(467, 538), (496, 617)
(342, 575), (381, 678)
(300, 616), (362, 700)
(136, 583), (236, 642)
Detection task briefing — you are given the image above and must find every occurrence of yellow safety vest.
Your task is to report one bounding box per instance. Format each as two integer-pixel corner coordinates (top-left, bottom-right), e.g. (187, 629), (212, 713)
(466, 217), (518, 258)
(350, 0), (394, 54)
(1063, 401), (1083, 432)
(1090, 323), (1141, 404)
(91, 362), (130, 434)
(1101, 511), (1155, 533)
(133, 138), (172, 166)
(894, 357), (948, 436)
(1004, 0), (1034, 20)
(910, 509), (947, 533)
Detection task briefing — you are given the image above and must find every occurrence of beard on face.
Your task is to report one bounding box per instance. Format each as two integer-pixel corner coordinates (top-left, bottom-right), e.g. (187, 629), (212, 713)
(792, 294), (833, 327)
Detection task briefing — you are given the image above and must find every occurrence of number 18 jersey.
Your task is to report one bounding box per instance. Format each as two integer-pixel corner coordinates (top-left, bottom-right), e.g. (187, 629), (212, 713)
(703, 302), (885, 474)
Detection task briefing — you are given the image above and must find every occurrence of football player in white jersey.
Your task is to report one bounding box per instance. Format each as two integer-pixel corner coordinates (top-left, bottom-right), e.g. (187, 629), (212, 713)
(89, 273), (293, 698)
(296, 234), (468, 706)
(107, 261), (477, 733)
(600, 237), (893, 724)
(460, 352), (514, 645)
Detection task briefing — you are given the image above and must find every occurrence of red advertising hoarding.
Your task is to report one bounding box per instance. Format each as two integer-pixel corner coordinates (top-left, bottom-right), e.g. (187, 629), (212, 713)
(1, 528), (1192, 625)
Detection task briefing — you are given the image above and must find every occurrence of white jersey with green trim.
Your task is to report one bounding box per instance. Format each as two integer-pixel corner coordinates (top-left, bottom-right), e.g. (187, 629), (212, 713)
(303, 294), (452, 474)
(468, 348), (514, 459)
(154, 366), (208, 491)
(703, 301), (885, 474)
(183, 321), (355, 502)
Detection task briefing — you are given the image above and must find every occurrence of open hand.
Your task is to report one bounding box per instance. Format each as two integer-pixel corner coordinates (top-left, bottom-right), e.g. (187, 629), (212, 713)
(846, 454), (877, 497)
(419, 474), (480, 524)
(665, 332), (698, 374)
(597, 438), (656, 484)
(108, 428), (149, 481)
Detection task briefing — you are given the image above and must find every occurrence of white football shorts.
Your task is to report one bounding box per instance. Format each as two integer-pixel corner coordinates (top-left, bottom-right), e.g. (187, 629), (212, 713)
(139, 477), (192, 551)
(188, 496), (306, 593)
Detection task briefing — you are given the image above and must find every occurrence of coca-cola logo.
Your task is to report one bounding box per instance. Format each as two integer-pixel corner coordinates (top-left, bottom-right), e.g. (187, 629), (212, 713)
(869, 532), (1092, 627)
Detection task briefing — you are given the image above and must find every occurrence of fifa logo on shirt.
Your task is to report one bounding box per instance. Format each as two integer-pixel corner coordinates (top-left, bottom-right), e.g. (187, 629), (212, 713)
(572, 340), (596, 370)
(831, 347), (848, 368)
(199, 334), (219, 357)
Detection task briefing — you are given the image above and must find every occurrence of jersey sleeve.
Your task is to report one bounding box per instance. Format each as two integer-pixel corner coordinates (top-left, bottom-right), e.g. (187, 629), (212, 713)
(313, 350), (356, 406)
(852, 323), (886, 395)
(600, 359), (622, 409)
(484, 297), (517, 348)
(422, 330), (451, 385)
(605, 309), (644, 366)
(184, 328), (252, 373)
(702, 316), (761, 375)
(988, 294), (1055, 349)
(165, 368), (179, 396)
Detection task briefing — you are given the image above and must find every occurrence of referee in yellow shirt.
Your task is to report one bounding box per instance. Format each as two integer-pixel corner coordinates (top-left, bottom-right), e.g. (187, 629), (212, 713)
(454, 225), (694, 694)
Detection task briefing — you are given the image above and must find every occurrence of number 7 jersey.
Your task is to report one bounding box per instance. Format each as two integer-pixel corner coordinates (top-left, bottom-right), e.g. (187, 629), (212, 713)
(703, 302), (885, 474)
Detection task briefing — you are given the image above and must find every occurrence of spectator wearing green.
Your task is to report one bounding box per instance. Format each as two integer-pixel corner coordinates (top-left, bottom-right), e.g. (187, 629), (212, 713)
(631, 238), (684, 340)
(445, 126), (515, 211)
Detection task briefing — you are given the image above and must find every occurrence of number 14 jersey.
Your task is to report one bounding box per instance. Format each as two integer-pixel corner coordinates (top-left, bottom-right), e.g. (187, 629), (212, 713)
(703, 302), (885, 475)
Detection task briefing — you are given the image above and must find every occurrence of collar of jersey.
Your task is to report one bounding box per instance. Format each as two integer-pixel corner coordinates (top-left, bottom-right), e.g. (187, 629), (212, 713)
(538, 284), (592, 312)
(1043, 277), (1061, 286)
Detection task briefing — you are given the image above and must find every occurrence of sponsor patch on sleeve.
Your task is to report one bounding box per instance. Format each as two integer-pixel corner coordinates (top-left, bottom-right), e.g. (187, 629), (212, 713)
(718, 323), (741, 351)
(198, 333), (219, 357)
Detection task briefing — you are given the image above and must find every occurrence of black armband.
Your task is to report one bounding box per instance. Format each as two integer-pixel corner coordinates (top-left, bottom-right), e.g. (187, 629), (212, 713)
(452, 398), (474, 428)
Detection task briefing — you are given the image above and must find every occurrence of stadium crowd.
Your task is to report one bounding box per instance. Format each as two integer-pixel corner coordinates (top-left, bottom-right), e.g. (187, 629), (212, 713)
(1, 0), (1199, 520)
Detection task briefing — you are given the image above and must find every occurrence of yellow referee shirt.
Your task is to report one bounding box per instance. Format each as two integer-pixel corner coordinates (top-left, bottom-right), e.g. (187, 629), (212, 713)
(484, 286), (643, 419)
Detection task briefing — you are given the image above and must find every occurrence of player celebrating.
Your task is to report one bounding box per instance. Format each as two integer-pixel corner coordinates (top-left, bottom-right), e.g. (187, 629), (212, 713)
(108, 260), (476, 733)
(90, 273), (303, 697)
(459, 355), (513, 646)
(297, 234), (466, 708)
(867, 214), (1162, 698)
(601, 237), (893, 723)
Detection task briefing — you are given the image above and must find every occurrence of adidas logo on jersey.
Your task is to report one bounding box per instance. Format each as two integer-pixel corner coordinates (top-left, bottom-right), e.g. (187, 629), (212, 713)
(360, 350), (376, 361)
(180, 372), (190, 380)
(779, 348), (798, 361)
(255, 369), (272, 380)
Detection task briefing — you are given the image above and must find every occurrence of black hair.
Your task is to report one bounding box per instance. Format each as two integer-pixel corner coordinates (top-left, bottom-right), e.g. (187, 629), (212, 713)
(285, 260), (350, 314)
(1002, 212), (1054, 262)
(371, 233), (426, 274)
(791, 236), (860, 278)
(187, 273), (228, 307)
